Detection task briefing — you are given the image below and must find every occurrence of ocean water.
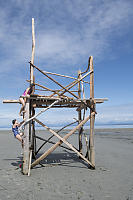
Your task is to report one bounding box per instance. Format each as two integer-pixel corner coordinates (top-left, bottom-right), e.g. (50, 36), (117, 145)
(0, 124), (133, 131)
(95, 124), (133, 129)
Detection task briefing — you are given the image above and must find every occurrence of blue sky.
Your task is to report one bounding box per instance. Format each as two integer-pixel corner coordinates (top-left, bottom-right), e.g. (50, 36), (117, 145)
(0, 0), (133, 128)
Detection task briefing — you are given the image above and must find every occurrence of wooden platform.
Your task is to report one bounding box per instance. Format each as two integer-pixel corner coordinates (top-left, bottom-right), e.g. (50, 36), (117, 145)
(3, 95), (107, 108)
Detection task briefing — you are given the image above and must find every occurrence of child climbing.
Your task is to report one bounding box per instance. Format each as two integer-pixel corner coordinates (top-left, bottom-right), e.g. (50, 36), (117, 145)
(12, 119), (25, 147)
(19, 83), (34, 116)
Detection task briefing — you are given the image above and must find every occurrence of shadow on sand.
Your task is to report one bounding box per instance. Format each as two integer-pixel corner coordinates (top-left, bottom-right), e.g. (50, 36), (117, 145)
(4, 151), (89, 170)
(32, 150), (89, 169)
(4, 157), (23, 167)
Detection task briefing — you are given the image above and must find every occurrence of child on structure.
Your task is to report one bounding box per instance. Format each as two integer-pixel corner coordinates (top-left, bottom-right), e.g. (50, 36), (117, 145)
(19, 83), (34, 116)
(12, 119), (25, 147)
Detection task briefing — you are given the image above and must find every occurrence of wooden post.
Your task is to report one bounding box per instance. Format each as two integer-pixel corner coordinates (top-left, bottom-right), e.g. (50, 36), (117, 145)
(22, 98), (30, 175)
(31, 107), (36, 157)
(23, 18), (35, 175)
(78, 70), (83, 153)
(89, 56), (95, 167)
(30, 18), (36, 158)
(30, 18), (35, 84)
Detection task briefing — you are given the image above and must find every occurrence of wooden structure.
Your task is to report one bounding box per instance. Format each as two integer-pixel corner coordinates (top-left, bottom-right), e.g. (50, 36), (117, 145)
(3, 18), (107, 175)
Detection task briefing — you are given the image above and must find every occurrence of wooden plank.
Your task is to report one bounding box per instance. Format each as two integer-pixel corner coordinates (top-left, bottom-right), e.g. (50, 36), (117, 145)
(31, 98), (87, 108)
(22, 98), (30, 175)
(31, 113), (95, 168)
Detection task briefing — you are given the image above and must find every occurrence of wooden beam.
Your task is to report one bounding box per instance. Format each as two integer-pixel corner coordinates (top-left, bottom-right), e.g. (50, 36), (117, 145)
(3, 100), (20, 103)
(3, 97), (107, 105)
(94, 98), (108, 103)
(43, 70), (78, 80)
(42, 70), (89, 83)
(31, 114), (95, 168)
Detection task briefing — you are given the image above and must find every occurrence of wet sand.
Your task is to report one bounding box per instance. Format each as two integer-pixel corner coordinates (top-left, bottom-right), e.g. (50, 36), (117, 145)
(0, 128), (133, 200)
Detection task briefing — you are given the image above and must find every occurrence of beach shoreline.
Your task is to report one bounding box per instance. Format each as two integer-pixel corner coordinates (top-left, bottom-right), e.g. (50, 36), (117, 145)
(0, 128), (133, 200)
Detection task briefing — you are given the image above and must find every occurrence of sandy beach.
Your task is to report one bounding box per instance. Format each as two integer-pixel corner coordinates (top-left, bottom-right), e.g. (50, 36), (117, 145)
(0, 128), (133, 200)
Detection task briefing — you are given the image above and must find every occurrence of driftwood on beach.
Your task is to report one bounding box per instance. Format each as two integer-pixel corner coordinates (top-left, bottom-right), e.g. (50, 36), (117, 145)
(3, 18), (107, 176)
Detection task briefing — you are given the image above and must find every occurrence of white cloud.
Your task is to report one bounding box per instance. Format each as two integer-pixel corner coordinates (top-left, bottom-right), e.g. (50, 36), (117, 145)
(0, 104), (21, 127)
(96, 103), (133, 124)
(0, 0), (133, 128)
(0, 0), (132, 74)
(37, 108), (78, 125)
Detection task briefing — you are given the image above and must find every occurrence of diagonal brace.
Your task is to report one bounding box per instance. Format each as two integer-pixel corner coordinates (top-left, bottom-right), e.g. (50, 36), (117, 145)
(20, 99), (60, 131)
(31, 113), (95, 169)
